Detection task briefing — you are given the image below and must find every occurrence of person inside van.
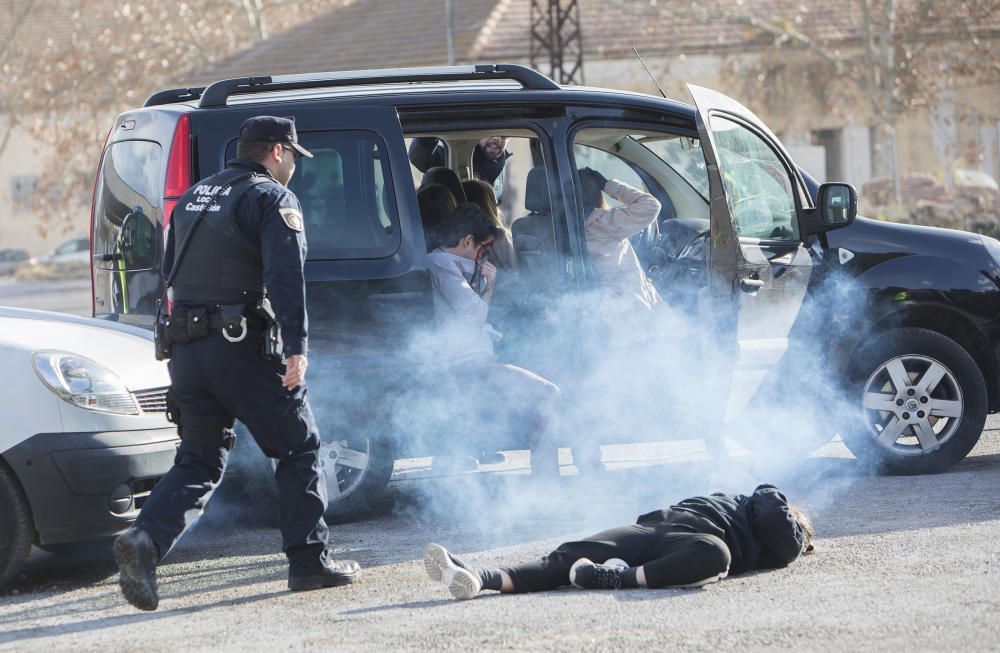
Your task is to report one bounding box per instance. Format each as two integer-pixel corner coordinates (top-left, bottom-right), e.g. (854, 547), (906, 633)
(410, 136), (511, 186)
(461, 178), (515, 269)
(579, 167), (663, 317)
(428, 203), (561, 475)
(419, 166), (467, 204)
(417, 183), (458, 252)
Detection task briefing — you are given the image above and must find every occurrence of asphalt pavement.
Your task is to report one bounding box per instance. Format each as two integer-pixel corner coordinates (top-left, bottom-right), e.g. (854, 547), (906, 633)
(1, 278), (998, 651)
(0, 430), (998, 652)
(0, 277), (92, 316)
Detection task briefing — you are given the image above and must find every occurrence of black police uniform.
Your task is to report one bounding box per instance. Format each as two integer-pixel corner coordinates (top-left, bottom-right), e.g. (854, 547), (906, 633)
(134, 156), (330, 576)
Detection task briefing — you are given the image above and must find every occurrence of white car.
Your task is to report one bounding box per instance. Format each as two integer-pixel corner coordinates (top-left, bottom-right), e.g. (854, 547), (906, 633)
(0, 307), (177, 588)
(31, 236), (91, 266)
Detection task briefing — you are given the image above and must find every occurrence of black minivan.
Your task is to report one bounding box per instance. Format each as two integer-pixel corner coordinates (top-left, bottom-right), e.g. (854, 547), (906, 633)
(90, 64), (1000, 518)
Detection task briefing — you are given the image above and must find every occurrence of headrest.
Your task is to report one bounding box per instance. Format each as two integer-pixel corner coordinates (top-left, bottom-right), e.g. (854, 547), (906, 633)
(524, 167), (550, 214)
(420, 167), (466, 203)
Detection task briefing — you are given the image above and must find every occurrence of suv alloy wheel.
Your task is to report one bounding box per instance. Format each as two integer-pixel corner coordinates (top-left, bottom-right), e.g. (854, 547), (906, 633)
(845, 327), (987, 474)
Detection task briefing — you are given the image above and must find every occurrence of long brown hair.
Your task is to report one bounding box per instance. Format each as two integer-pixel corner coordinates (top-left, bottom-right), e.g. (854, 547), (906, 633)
(789, 504), (815, 554)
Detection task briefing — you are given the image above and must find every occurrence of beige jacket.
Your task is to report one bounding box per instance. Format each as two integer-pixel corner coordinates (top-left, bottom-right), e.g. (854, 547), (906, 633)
(584, 180), (663, 313)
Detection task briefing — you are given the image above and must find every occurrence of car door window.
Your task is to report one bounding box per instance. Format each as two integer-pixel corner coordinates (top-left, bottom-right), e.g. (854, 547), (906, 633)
(290, 130), (399, 260)
(92, 140), (164, 271)
(226, 130), (400, 260)
(708, 115), (799, 240)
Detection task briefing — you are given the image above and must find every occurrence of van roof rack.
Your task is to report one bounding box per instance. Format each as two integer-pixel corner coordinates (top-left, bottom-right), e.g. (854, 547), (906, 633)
(144, 87), (207, 107)
(195, 64), (559, 108)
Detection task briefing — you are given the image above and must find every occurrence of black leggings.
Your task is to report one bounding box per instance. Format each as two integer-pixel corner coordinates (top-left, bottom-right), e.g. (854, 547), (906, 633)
(502, 523), (731, 592)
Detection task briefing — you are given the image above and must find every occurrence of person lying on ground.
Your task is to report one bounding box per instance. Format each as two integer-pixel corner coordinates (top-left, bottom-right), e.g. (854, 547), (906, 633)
(424, 484), (814, 600)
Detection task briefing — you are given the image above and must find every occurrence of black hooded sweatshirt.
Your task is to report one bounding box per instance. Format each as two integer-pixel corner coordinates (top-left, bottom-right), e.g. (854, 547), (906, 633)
(635, 484), (807, 574)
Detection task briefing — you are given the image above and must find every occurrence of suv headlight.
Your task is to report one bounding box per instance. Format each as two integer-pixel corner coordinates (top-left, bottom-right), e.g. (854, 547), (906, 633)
(32, 351), (138, 415)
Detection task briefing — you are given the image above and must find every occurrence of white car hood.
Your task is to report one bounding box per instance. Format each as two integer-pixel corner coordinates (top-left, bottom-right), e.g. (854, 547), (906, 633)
(0, 307), (168, 390)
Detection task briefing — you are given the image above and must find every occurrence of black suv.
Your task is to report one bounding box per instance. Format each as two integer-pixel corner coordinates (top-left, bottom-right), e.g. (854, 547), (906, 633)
(90, 64), (1000, 518)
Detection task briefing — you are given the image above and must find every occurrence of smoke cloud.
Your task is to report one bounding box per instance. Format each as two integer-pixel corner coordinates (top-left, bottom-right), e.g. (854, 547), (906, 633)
(286, 249), (878, 540)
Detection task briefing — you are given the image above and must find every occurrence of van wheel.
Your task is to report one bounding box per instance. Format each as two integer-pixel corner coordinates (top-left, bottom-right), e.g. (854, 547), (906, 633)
(0, 460), (34, 590)
(319, 438), (394, 523)
(845, 328), (986, 474)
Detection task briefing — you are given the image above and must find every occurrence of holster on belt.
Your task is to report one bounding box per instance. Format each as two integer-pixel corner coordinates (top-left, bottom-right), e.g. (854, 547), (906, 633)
(154, 299), (172, 361)
(249, 297), (283, 360)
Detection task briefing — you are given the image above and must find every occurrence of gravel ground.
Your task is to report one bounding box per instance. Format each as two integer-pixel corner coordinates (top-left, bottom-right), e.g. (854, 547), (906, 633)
(1, 428), (998, 652)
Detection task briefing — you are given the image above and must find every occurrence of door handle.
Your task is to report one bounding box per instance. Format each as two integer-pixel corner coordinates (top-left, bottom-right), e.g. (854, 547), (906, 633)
(740, 278), (765, 294)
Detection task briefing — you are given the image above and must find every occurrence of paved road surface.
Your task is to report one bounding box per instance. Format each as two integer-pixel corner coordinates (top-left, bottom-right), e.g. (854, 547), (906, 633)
(0, 278), (91, 316)
(1, 429), (997, 652)
(1, 276), (998, 651)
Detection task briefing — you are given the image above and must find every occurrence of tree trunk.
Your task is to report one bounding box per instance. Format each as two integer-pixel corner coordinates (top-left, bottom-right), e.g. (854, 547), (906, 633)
(870, 120), (900, 198)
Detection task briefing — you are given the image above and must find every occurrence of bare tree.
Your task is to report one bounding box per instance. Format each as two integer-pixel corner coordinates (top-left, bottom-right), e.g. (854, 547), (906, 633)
(2, 0), (339, 237)
(0, 0), (37, 158)
(677, 0), (1000, 199)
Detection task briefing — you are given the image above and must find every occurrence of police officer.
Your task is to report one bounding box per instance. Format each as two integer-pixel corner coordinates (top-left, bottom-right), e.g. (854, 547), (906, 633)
(114, 116), (359, 611)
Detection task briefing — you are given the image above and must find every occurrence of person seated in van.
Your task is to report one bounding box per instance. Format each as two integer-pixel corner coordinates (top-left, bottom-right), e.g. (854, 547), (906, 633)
(419, 166), (466, 204)
(417, 183), (458, 252)
(423, 484), (814, 601)
(410, 136), (511, 185)
(461, 178), (515, 269)
(428, 203), (560, 475)
(578, 167), (663, 317)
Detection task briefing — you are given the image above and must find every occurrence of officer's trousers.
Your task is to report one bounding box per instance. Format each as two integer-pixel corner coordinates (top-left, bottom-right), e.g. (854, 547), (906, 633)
(135, 329), (329, 573)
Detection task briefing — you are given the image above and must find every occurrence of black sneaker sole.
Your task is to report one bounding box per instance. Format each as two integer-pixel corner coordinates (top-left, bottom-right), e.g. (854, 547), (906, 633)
(113, 534), (159, 611)
(288, 572), (357, 591)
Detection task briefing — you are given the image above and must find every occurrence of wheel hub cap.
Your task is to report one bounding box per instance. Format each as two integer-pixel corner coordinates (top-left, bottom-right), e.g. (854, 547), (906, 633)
(862, 354), (963, 455)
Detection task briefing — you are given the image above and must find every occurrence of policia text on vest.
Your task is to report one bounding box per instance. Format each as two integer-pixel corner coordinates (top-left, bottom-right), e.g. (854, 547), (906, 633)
(154, 171), (281, 361)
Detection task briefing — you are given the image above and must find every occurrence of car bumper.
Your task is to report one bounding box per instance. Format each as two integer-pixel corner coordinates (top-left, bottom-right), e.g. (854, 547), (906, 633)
(3, 428), (179, 545)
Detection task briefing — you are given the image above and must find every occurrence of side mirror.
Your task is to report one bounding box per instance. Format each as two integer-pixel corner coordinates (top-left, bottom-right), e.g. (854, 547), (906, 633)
(806, 182), (857, 235)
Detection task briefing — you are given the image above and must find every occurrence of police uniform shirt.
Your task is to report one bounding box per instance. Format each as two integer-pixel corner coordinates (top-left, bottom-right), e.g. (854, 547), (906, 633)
(163, 159), (309, 356)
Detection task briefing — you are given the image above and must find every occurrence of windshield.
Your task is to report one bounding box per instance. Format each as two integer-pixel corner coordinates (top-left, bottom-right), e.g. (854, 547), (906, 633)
(638, 136), (709, 201)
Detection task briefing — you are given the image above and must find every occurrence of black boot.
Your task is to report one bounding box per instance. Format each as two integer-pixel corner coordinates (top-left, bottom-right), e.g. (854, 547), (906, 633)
(114, 528), (160, 611)
(288, 559), (361, 591)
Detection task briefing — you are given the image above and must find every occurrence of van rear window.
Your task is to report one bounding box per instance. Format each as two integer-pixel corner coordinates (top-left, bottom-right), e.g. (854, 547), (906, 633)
(227, 130), (400, 260)
(92, 140), (163, 270)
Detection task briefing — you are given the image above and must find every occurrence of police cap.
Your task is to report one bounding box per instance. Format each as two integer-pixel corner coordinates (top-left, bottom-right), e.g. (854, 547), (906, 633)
(238, 115), (313, 158)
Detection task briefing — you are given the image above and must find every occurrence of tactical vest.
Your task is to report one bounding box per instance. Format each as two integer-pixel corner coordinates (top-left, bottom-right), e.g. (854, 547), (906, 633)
(169, 168), (270, 305)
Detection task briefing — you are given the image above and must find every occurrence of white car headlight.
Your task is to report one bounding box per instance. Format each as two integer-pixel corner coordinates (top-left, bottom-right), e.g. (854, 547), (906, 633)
(32, 351), (138, 415)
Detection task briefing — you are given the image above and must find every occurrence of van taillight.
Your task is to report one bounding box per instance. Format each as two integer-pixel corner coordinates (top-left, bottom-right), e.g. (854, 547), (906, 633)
(163, 113), (192, 225)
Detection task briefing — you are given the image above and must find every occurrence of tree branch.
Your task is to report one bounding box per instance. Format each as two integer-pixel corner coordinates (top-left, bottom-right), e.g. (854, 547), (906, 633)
(720, 9), (847, 73)
(0, 0), (36, 64)
(0, 116), (17, 159)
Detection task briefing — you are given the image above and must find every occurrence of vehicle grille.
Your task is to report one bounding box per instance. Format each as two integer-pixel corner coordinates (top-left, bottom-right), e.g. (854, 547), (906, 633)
(131, 477), (160, 511)
(133, 387), (168, 413)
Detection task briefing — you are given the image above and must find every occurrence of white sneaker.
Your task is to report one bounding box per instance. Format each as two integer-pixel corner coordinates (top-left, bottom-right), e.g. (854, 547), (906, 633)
(604, 558), (628, 570)
(568, 557), (592, 588)
(423, 543), (481, 601)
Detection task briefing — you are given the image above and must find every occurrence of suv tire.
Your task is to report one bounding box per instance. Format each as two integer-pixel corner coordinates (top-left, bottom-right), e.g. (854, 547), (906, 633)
(845, 327), (986, 474)
(0, 459), (34, 590)
(320, 437), (394, 523)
